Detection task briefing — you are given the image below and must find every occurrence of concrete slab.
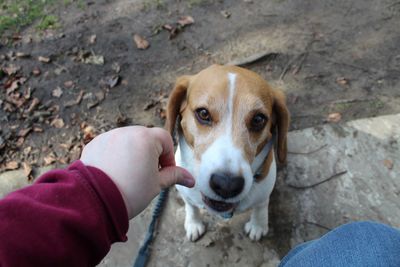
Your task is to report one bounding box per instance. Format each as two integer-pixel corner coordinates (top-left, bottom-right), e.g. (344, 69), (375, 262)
(1, 114), (398, 267)
(99, 114), (400, 267)
(0, 166), (52, 199)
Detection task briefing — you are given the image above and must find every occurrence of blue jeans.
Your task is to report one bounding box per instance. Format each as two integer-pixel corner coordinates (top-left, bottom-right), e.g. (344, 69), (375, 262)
(279, 221), (400, 267)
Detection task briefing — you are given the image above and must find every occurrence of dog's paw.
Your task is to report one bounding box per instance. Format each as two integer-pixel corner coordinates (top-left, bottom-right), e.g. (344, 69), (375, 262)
(244, 221), (268, 241)
(184, 220), (206, 242)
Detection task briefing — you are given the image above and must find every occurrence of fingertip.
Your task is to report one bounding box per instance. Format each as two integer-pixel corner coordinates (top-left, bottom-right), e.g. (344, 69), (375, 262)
(178, 168), (195, 188)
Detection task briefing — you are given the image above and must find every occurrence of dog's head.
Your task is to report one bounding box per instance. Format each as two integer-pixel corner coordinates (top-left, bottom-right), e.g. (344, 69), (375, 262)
(166, 64), (289, 215)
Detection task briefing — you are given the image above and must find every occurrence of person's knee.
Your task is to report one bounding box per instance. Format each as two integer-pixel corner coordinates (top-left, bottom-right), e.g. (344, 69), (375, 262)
(337, 221), (400, 238)
(280, 221), (400, 267)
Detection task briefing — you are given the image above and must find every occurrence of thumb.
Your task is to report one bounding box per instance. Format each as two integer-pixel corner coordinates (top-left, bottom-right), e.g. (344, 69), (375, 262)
(158, 166), (195, 189)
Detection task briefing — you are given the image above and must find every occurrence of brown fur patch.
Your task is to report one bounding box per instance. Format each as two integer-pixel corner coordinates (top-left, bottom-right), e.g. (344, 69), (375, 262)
(254, 149), (274, 182)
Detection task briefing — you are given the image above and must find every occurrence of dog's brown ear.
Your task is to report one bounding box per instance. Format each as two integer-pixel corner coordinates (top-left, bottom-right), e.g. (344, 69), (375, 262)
(165, 75), (191, 135)
(273, 90), (290, 164)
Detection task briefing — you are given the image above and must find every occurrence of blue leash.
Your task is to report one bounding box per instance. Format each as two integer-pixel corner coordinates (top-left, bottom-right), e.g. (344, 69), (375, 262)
(133, 188), (169, 267)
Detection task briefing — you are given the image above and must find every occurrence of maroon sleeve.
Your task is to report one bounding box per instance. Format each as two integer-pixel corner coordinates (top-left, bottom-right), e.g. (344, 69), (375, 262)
(0, 160), (129, 267)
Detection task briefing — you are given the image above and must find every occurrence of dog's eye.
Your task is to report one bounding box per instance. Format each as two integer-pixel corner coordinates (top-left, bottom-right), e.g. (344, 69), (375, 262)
(195, 108), (212, 125)
(250, 113), (267, 131)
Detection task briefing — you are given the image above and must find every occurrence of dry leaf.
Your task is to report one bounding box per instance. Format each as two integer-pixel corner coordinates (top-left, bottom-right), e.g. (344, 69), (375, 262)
(18, 127), (32, 137)
(121, 79), (128, 86)
(133, 34), (150, 49)
(178, 16), (195, 26)
(52, 87), (63, 98)
(69, 145), (82, 161)
(336, 77), (348, 86)
(16, 52), (30, 58)
(7, 80), (20, 93)
(5, 161), (19, 170)
(32, 67), (41, 76)
(44, 153), (57, 165)
(0, 136), (5, 150)
(59, 143), (72, 151)
(87, 101), (99, 109)
(95, 91), (105, 101)
(23, 87), (33, 100)
(65, 90), (85, 108)
(158, 108), (166, 120)
(89, 34), (97, 44)
(101, 75), (120, 89)
(111, 62), (121, 73)
(26, 98), (40, 113)
(33, 126), (43, 132)
(84, 54), (104, 65)
(23, 162), (32, 177)
(3, 65), (21, 75)
(48, 104), (60, 113)
(6, 92), (25, 107)
(83, 125), (97, 144)
(54, 68), (64, 75)
(64, 81), (74, 88)
(38, 56), (51, 63)
(51, 118), (65, 128)
(220, 10), (231, 18)
(327, 112), (342, 123)
(383, 159), (394, 170)
(144, 100), (157, 111)
(162, 24), (173, 31)
(116, 114), (129, 127)
(16, 137), (25, 147)
(59, 156), (70, 165)
(23, 146), (32, 154)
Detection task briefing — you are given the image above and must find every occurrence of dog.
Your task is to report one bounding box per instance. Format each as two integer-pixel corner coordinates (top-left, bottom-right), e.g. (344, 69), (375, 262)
(165, 64), (289, 241)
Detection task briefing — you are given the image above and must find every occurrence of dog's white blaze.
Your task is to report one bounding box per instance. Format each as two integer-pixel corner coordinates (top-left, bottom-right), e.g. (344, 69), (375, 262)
(227, 72), (236, 134)
(196, 73), (253, 202)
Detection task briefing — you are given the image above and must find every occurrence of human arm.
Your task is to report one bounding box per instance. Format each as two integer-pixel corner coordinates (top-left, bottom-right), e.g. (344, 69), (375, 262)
(0, 126), (194, 266)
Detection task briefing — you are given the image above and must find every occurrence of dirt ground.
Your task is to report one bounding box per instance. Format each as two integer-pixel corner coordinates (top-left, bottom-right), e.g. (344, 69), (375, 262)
(1, 0), (400, 170)
(1, 0), (400, 264)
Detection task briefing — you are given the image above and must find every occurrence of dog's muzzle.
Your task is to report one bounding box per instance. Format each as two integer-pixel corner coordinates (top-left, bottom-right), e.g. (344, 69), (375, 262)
(209, 173), (245, 198)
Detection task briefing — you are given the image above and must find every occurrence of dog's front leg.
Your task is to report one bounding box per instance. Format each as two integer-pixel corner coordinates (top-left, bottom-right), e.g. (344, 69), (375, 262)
(183, 198), (206, 242)
(245, 201), (269, 241)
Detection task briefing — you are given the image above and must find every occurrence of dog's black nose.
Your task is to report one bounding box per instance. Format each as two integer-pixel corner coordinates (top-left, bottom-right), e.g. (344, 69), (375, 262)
(209, 173), (244, 199)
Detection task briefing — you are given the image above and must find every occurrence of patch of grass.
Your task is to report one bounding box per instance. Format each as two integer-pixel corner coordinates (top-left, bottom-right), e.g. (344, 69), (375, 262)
(142, 0), (165, 11)
(187, 0), (207, 8)
(62, 0), (85, 10)
(77, 0), (85, 10)
(370, 98), (384, 110)
(0, 0), (56, 36)
(330, 98), (385, 113)
(333, 102), (353, 112)
(36, 14), (60, 30)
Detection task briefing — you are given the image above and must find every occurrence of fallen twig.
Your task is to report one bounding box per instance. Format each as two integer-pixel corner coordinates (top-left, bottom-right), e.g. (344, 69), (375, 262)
(288, 144), (328, 155)
(286, 170), (347, 189)
(279, 56), (297, 81)
(291, 52), (308, 75)
(329, 97), (376, 105)
(303, 221), (332, 231)
(326, 59), (374, 73)
(226, 52), (279, 66)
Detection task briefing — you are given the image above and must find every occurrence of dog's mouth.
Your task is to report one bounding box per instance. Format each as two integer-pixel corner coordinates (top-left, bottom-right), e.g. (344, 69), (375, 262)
(201, 193), (238, 213)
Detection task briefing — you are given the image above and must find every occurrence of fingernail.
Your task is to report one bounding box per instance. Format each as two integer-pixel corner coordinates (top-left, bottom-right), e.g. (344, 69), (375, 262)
(183, 177), (195, 187)
(181, 170), (195, 187)
(184, 177), (196, 187)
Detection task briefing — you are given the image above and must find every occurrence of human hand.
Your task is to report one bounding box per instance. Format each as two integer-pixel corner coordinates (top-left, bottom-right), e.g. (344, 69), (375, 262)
(80, 126), (195, 219)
